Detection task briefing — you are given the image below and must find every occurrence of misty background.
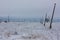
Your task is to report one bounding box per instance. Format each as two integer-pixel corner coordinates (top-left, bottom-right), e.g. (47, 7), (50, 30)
(0, 0), (60, 22)
(0, 0), (60, 18)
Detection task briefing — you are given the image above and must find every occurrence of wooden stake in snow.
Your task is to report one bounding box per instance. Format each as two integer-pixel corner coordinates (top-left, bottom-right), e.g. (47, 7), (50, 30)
(50, 3), (56, 29)
(8, 16), (9, 22)
(44, 13), (47, 26)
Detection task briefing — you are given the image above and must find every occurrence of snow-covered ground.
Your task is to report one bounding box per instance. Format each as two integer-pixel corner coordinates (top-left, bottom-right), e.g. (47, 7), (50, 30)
(0, 22), (60, 40)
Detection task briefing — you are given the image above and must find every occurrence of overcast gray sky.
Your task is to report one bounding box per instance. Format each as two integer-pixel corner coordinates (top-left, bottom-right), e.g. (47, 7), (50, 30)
(0, 0), (60, 18)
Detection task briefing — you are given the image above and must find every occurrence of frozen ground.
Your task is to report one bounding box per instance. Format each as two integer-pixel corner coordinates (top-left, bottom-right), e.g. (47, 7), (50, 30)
(0, 22), (60, 40)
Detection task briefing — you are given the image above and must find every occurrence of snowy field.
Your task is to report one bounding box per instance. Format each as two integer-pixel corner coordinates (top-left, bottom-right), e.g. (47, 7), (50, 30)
(0, 22), (60, 40)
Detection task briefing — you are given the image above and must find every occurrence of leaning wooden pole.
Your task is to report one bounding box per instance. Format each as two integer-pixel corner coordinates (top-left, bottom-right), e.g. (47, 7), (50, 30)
(50, 3), (56, 29)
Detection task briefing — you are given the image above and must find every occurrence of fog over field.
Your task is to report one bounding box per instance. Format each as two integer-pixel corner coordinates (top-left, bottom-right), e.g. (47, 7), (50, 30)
(0, 0), (60, 18)
(0, 0), (60, 40)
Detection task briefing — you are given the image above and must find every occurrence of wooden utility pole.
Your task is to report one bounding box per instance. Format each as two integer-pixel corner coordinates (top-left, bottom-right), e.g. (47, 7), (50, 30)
(50, 3), (56, 29)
